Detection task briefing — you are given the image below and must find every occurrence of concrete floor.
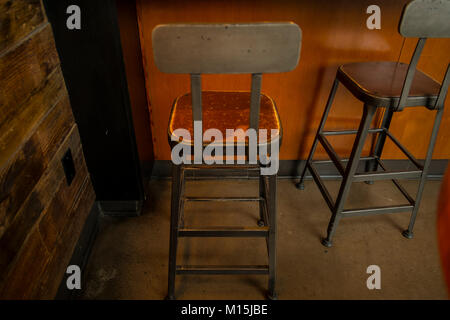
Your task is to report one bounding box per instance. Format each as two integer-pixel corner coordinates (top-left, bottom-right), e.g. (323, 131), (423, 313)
(80, 178), (448, 299)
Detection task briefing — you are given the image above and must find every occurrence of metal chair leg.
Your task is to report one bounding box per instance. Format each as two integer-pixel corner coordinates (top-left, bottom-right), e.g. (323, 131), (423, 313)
(267, 173), (277, 300)
(403, 108), (444, 239)
(258, 174), (266, 227)
(297, 78), (339, 190)
(167, 164), (183, 300)
(179, 169), (186, 228)
(364, 107), (394, 184)
(322, 104), (378, 247)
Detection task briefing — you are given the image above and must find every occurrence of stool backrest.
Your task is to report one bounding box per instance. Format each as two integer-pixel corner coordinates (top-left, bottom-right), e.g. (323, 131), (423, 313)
(152, 22), (301, 137)
(152, 23), (301, 74)
(399, 0), (450, 38)
(397, 0), (450, 111)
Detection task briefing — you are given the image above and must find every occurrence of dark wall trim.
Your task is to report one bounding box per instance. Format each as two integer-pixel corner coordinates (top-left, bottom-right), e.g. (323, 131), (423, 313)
(43, 0), (145, 215)
(149, 159), (448, 180)
(98, 200), (142, 217)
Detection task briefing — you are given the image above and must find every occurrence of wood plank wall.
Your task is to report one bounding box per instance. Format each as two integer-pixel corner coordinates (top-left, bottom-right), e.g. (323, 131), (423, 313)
(135, 0), (450, 161)
(0, 0), (95, 299)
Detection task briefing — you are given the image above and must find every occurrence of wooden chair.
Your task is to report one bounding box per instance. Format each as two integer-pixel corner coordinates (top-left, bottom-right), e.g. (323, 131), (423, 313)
(152, 22), (301, 299)
(297, 0), (450, 247)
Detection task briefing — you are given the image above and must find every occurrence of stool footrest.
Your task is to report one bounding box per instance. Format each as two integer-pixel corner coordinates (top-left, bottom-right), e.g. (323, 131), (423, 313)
(313, 156), (375, 165)
(185, 196), (262, 202)
(322, 128), (384, 136)
(377, 158), (415, 205)
(353, 170), (422, 182)
(176, 265), (269, 275)
(385, 130), (423, 170)
(179, 226), (269, 237)
(184, 165), (260, 170)
(342, 204), (414, 217)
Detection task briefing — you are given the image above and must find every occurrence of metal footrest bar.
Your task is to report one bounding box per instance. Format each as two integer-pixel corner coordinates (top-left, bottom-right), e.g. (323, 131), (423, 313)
(184, 196), (262, 202)
(353, 169), (422, 182)
(342, 204), (414, 217)
(169, 164), (277, 298)
(176, 265), (269, 275)
(308, 162), (335, 212)
(318, 133), (345, 175)
(178, 226), (269, 237)
(184, 164), (261, 170)
(321, 128), (384, 136)
(313, 156), (376, 165)
(385, 130), (423, 170)
(376, 158), (416, 205)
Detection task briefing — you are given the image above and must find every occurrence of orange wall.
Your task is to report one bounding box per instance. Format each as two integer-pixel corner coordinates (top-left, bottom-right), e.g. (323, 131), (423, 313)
(136, 0), (450, 160)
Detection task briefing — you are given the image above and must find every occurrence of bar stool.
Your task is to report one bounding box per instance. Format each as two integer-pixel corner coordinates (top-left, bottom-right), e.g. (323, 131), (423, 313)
(296, 0), (450, 247)
(152, 23), (301, 299)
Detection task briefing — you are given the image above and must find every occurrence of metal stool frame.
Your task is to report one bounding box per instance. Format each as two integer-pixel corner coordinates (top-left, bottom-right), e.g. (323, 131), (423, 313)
(152, 22), (302, 299)
(297, 0), (450, 247)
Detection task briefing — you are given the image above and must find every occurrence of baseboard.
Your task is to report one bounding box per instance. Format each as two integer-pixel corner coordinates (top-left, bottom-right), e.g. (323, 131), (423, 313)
(98, 200), (143, 216)
(55, 202), (100, 300)
(150, 159), (448, 180)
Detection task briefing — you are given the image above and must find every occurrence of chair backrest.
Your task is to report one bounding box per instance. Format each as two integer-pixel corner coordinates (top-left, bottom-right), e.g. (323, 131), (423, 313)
(399, 0), (450, 38)
(152, 22), (301, 138)
(396, 0), (450, 111)
(152, 22), (301, 74)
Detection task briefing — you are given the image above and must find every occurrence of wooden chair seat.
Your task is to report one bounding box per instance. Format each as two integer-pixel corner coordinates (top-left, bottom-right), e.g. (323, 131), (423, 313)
(168, 91), (282, 145)
(337, 61), (441, 108)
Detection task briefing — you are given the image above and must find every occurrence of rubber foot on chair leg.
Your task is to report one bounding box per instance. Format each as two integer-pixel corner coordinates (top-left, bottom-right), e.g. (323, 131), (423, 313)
(257, 219), (265, 227)
(321, 237), (333, 248)
(166, 294), (175, 300)
(267, 291), (278, 300)
(364, 180), (374, 185)
(296, 182), (305, 190)
(402, 230), (414, 239)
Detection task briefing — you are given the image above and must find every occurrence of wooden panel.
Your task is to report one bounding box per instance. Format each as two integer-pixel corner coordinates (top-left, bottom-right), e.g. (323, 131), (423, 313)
(137, 0), (416, 160)
(0, 125), (95, 299)
(0, 0), (96, 299)
(0, 97), (75, 275)
(0, 24), (61, 164)
(37, 131), (89, 251)
(33, 177), (95, 299)
(0, 228), (50, 299)
(0, 88), (72, 238)
(0, 0), (45, 52)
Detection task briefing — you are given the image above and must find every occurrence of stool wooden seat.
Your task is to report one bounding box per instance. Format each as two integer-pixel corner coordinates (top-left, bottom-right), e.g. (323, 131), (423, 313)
(297, 0), (450, 247)
(338, 62), (441, 108)
(169, 91), (281, 145)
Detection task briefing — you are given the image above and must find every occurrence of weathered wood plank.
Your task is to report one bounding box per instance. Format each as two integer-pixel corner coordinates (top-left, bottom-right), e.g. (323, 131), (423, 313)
(0, 93), (74, 245)
(0, 227), (50, 299)
(0, 0), (96, 300)
(37, 131), (89, 252)
(0, 24), (60, 149)
(0, 124), (93, 299)
(0, 67), (67, 165)
(32, 176), (95, 299)
(0, 0), (45, 52)
(0, 117), (77, 280)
